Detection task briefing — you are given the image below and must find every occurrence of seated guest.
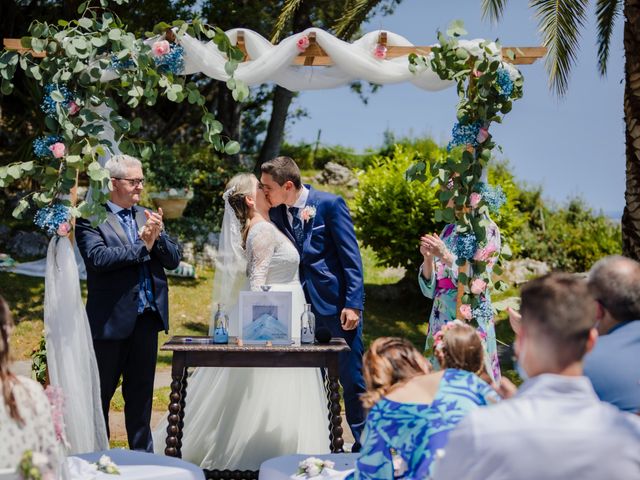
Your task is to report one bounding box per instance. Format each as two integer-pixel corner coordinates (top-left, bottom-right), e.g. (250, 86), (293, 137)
(434, 274), (640, 480)
(584, 255), (640, 413)
(351, 326), (499, 480)
(0, 295), (63, 476)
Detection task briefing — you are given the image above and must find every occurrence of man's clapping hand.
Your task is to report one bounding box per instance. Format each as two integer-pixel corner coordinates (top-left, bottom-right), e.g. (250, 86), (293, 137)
(140, 208), (164, 250)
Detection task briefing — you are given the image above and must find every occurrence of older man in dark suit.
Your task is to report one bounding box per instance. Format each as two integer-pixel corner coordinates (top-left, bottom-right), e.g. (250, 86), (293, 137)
(76, 154), (181, 451)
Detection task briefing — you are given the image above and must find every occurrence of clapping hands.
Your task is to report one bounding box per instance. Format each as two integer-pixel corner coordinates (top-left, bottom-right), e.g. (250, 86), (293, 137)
(420, 233), (448, 260)
(140, 207), (164, 251)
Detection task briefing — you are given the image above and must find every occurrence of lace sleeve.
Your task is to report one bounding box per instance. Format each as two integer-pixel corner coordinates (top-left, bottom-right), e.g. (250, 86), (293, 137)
(246, 222), (277, 291)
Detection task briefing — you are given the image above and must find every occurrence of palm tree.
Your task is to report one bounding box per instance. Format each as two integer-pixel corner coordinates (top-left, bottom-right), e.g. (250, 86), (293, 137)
(481, 0), (640, 259)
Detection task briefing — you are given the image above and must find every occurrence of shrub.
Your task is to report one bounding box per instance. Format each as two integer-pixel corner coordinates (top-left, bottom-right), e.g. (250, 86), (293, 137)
(352, 143), (440, 271)
(515, 197), (621, 272)
(280, 141), (375, 170)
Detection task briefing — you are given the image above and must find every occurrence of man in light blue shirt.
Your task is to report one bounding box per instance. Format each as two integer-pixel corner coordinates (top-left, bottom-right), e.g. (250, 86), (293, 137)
(434, 273), (640, 480)
(584, 255), (640, 413)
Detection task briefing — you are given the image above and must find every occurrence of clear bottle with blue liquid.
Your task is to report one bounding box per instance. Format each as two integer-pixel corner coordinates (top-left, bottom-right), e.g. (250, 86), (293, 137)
(212, 303), (229, 344)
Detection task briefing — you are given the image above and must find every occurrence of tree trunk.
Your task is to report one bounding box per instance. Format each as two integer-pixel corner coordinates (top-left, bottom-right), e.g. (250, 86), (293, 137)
(622, 0), (640, 260)
(256, 85), (294, 169)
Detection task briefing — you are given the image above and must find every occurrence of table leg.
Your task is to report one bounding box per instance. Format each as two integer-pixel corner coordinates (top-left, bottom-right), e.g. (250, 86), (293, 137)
(165, 357), (187, 457)
(326, 365), (344, 453)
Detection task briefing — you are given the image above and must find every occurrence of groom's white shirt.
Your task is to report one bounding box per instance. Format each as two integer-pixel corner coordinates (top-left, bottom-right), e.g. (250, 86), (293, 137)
(287, 185), (310, 227)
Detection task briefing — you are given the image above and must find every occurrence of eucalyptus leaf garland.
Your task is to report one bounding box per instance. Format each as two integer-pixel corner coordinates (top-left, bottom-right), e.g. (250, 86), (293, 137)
(407, 21), (524, 324)
(0, 0), (247, 227)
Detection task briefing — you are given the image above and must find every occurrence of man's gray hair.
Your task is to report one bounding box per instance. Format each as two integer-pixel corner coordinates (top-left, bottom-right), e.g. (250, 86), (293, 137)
(104, 154), (142, 178)
(588, 255), (640, 322)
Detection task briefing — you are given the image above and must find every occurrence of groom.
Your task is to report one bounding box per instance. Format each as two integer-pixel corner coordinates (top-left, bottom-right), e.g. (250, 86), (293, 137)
(260, 156), (366, 451)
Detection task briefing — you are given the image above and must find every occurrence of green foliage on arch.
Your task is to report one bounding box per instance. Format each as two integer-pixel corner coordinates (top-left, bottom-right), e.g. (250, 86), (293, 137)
(406, 22), (524, 318)
(0, 0), (247, 224)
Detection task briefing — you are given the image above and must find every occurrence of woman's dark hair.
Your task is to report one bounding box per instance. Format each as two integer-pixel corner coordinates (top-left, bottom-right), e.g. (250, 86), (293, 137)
(0, 295), (23, 424)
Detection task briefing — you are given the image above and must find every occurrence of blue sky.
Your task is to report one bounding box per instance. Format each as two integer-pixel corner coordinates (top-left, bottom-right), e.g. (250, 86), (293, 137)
(286, 0), (625, 217)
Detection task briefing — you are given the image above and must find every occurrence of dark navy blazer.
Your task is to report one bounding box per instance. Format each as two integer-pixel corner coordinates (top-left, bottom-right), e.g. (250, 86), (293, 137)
(75, 204), (181, 340)
(270, 186), (364, 317)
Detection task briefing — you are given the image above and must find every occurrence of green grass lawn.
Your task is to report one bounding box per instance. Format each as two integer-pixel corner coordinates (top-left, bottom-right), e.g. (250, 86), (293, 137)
(2, 245), (517, 364)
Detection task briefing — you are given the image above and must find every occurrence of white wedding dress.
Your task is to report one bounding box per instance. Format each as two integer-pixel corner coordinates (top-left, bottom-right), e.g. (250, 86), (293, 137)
(153, 221), (329, 470)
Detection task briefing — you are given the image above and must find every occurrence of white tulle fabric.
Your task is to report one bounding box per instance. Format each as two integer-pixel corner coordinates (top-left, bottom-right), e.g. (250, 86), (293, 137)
(153, 221), (329, 470)
(96, 28), (521, 92)
(44, 236), (109, 454)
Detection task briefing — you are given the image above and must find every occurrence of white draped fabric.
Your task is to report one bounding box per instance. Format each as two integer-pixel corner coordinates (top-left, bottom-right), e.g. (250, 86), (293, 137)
(100, 28), (514, 92)
(44, 237), (109, 454)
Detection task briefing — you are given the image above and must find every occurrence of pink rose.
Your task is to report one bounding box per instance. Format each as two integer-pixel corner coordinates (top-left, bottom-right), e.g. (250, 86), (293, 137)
(470, 278), (487, 295)
(474, 244), (498, 262)
(374, 44), (387, 59)
(476, 127), (489, 143)
(472, 70), (482, 78)
(68, 101), (80, 116)
(469, 192), (482, 208)
(57, 222), (71, 237)
(152, 40), (171, 57)
(297, 35), (310, 52)
(49, 142), (66, 158)
(459, 304), (472, 320)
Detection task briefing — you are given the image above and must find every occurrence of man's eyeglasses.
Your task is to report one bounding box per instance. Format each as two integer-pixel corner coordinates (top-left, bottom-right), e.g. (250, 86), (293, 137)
(113, 177), (144, 187)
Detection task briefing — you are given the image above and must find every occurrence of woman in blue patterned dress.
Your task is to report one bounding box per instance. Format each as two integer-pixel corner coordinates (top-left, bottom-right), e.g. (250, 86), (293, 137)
(350, 325), (499, 480)
(419, 218), (502, 381)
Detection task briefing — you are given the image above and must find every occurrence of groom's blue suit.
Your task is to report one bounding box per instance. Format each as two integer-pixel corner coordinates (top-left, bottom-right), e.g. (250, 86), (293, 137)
(270, 186), (366, 448)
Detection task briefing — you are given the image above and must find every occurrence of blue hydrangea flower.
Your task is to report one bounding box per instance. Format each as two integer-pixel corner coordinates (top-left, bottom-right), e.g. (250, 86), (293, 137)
(40, 83), (74, 118)
(110, 54), (136, 70)
(477, 183), (507, 214)
(447, 121), (481, 151)
(496, 68), (514, 97)
(34, 204), (71, 236)
(33, 135), (63, 158)
(154, 44), (185, 75)
(473, 298), (493, 324)
(452, 233), (478, 260)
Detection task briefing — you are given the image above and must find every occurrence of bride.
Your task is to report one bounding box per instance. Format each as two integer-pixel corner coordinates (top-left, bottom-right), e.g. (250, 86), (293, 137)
(153, 173), (329, 470)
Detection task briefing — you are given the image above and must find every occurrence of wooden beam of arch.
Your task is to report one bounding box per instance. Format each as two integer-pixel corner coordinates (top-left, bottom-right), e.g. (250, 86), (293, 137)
(4, 35), (546, 66)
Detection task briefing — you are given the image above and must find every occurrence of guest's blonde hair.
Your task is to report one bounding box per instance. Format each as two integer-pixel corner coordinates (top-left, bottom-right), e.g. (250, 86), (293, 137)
(225, 173), (257, 248)
(436, 322), (484, 374)
(360, 337), (428, 409)
(0, 295), (22, 424)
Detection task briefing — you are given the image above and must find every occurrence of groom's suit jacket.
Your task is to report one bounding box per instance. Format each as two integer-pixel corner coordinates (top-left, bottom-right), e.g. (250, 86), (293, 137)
(270, 186), (364, 317)
(75, 204), (182, 340)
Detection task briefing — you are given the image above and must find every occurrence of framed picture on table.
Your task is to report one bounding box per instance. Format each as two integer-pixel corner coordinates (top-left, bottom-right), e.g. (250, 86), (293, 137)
(239, 290), (292, 344)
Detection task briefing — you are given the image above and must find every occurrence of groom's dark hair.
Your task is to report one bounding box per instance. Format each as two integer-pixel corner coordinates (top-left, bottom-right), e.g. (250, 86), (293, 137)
(261, 156), (302, 189)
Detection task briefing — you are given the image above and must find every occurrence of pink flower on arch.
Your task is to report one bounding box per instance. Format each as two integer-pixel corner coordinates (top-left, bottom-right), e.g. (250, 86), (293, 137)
(374, 44), (387, 60)
(297, 35), (310, 52)
(152, 40), (171, 57)
(68, 101), (80, 116)
(469, 192), (482, 208)
(470, 278), (487, 295)
(57, 222), (72, 237)
(459, 304), (473, 320)
(476, 127), (489, 143)
(49, 142), (66, 158)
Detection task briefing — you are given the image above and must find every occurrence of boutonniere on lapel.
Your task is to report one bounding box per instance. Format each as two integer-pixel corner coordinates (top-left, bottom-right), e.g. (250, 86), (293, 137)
(301, 205), (316, 223)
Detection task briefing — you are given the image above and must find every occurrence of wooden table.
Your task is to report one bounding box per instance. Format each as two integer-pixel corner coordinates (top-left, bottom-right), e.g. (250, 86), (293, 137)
(160, 336), (351, 480)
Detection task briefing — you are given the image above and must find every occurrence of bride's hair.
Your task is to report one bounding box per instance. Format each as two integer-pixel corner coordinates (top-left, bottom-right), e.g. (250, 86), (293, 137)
(0, 295), (23, 424)
(360, 337), (429, 409)
(225, 173), (257, 248)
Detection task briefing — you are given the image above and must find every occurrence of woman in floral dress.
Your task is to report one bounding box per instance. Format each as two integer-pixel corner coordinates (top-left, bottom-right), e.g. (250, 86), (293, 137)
(350, 329), (499, 479)
(418, 217), (501, 381)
